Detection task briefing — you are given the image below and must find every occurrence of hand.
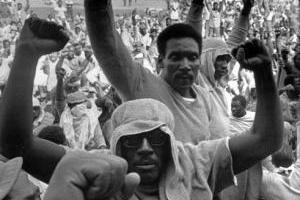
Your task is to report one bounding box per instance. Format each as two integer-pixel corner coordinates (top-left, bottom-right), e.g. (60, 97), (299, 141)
(56, 67), (66, 79)
(232, 39), (272, 72)
(242, 0), (254, 15)
(192, 0), (204, 7)
(17, 17), (69, 57)
(84, 0), (110, 10)
(44, 151), (140, 200)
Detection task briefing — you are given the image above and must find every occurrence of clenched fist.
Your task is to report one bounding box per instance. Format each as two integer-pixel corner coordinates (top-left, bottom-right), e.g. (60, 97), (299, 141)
(17, 17), (69, 57)
(232, 39), (272, 72)
(44, 150), (140, 200)
(84, 0), (110, 10)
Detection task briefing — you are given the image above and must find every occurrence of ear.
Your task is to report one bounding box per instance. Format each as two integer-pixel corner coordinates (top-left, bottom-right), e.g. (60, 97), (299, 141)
(156, 55), (164, 74)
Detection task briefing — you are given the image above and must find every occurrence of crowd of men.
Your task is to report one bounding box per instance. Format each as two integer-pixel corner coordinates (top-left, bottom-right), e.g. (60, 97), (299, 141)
(0, 0), (299, 199)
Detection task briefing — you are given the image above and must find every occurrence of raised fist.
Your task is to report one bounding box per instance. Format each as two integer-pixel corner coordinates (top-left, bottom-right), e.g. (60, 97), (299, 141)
(192, 0), (204, 6)
(232, 39), (272, 72)
(17, 17), (69, 56)
(44, 151), (140, 200)
(84, 0), (110, 10)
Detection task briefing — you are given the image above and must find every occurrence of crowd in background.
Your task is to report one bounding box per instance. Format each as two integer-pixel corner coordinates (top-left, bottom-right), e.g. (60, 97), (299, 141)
(0, 0), (299, 199)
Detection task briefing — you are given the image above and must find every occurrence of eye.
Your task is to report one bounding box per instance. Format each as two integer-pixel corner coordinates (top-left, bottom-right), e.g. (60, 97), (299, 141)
(188, 54), (198, 61)
(148, 133), (168, 146)
(170, 54), (180, 61)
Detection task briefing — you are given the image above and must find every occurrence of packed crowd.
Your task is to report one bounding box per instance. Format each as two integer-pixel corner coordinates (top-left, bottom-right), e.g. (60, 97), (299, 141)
(0, 0), (299, 199)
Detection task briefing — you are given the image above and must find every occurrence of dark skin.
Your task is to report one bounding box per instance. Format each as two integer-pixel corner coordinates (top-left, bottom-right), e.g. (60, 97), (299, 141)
(0, 2), (283, 199)
(120, 129), (170, 193)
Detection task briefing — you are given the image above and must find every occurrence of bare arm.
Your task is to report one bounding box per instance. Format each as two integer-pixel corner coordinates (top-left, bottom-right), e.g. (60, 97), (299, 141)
(226, 0), (253, 50)
(24, 0), (30, 12)
(55, 55), (66, 118)
(229, 39), (283, 174)
(0, 18), (69, 183)
(84, 0), (137, 98)
(186, 0), (204, 37)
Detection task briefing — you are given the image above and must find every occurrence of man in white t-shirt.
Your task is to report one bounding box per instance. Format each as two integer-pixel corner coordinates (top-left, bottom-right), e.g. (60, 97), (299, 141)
(51, 0), (67, 20)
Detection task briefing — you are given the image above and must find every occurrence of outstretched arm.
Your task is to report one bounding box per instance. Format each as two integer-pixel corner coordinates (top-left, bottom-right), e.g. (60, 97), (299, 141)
(186, 0), (205, 37)
(84, 0), (137, 98)
(229, 39), (283, 174)
(226, 0), (254, 50)
(0, 18), (69, 183)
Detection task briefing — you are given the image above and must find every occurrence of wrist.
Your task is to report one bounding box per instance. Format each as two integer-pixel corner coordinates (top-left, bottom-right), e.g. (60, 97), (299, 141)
(241, 7), (252, 16)
(84, 0), (110, 11)
(15, 42), (40, 59)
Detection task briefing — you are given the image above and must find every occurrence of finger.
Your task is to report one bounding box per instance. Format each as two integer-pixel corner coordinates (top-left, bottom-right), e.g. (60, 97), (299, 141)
(243, 40), (256, 59)
(252, 38), (270, 56)
(120, 173), (140, 200)
(37, 39), (68, 54)
(104, 156), (128, 198)
(236, 47), (246, 65)
(84, 160), (112, 199)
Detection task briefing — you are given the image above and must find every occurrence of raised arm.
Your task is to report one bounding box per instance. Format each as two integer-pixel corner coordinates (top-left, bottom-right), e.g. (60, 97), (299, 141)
(226, 0), (254, 50)
(0, 18), (69, 183)
(229, 39), (283, 174)
(84, 0), (137, 98)
(24, 0), (30, 12)
(186, 0), (205, 37)
(55, 54), (67, 118)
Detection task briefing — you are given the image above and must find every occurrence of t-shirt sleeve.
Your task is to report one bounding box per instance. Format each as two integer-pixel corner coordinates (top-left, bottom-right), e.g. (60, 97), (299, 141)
(186, 138), (235, 194)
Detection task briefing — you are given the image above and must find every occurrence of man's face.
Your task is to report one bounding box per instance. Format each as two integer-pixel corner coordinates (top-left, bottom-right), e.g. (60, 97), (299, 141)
(33, 106), (41, 121)
(293, 76), (300, 94)
(231, 100), (245, 118)
(3, 40), (10, 49)
(74, 45), (82, 56)
(84, 50), (92, 60)
(213, 3), (219, 10)
(214, 55), (230, 81)
(120, 129), (170, 185)
(49, 53), (58, 62)
(161, 38), (200, 92)
(17, 3), (22, 10)
(57, 0), (63, 7)
(294, 54), (300, 70)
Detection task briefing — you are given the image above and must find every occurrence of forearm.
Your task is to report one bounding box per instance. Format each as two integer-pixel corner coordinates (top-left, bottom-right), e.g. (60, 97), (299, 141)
(253, 66), (283, 154)
(0, 44), (38, 158)
(84, 0), (133, 88)
(227, 12), (250, 50)
(186, 2), (204, 36)
(55, 78), (65, 113)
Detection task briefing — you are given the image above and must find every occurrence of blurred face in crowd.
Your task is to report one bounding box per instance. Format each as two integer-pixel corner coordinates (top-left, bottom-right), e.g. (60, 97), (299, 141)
(33, 106), (41, 121)
(84, 49), (93, 60)
(3, 40), (10, 50)
(166, 18), (171, 27)
(75, 27), (81, 35)
(49, 53), (58, 62)
(120, 129), (170, 186)
(67, 46), (75, 60)
(17, 3), (22, 10)
(139, 23), (147, 35)
(57, 0), (63, 7)
(214, 55), (231, 81)
(231, 99), (246, 118)
(293, 76), (300, 94)
(294, 53), (300, 70)
(213, 2), (219, 10)
(160, 38), (200, 97)
(74, 44), (82, 56)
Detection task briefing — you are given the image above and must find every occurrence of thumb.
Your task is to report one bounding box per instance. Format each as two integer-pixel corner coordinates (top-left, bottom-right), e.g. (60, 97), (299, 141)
(236, 47), (247, 68)
(120, 173), (140, 200)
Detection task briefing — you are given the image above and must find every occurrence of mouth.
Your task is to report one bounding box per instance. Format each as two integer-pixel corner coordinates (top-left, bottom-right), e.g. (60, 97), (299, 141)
(135, 164), (156, 170)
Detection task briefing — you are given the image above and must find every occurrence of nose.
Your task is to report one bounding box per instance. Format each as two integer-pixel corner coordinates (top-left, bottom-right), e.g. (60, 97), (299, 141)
(137, 138), (154, 156)
(179, 58), (191, 71)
